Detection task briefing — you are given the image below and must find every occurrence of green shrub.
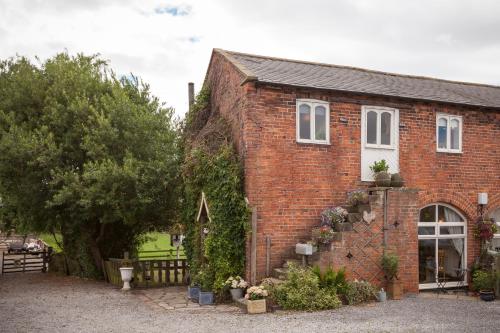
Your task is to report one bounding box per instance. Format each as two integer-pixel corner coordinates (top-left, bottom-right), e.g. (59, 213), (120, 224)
(473, 270), (495, 291)
(312, 266), (348, 295)
(344, 280), (377, 305)
(273, 265), (341, 311)
(369, 160), (389, 174)
(381, 253), (399, 281)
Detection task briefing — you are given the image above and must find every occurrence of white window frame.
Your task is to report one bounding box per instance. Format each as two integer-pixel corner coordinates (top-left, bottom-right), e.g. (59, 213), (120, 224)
(436, 113), (462, 153)
(296, 99), (330, 145)
(362, 106), (397, 150)
(418, 203), (467, 290)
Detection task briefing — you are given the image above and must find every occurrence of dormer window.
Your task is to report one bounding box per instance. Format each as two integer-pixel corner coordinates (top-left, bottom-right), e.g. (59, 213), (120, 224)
(296, 99), (330, 144)
(436, 114), (462, 153)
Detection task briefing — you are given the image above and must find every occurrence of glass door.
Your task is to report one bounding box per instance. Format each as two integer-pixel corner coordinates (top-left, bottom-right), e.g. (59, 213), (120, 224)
(418, 204), (467, 289)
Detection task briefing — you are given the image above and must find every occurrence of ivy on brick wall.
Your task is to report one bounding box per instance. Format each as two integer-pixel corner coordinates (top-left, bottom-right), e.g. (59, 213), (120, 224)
(181, 87), (249, 293)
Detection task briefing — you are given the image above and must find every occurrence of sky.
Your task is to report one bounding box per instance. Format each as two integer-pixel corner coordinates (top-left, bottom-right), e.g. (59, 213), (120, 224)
(1, 0), (499, 117)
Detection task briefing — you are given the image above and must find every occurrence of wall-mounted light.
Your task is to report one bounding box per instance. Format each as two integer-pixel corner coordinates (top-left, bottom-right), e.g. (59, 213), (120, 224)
(478, 192), (488, 217)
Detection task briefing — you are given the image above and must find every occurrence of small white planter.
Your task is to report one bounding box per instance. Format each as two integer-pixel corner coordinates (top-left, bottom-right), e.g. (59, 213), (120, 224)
(119, 267), (134, 291)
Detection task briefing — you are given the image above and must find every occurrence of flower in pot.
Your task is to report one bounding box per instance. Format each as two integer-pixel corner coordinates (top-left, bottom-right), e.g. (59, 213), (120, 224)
(119, 259), (134, 291)
(316, 225), (336, 245)
(225, 276), (249, 301)
(381, 253), (402, 300)
(347, 190), (370, 214)
(370, 160), (391, 187)
(473, 270), (496, 301)
(188, 272), (201, 300)
(474, 218), (498, 246)
(245, 285), (268, 314)
(321, 206), (348, 231)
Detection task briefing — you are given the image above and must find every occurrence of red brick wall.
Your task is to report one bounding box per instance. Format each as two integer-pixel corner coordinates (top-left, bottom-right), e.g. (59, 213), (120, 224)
(206, 56), (500, 291)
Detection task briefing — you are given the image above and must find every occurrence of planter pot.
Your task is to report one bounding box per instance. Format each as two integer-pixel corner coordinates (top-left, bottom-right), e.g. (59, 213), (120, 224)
(387, 279), (402, 300)
(198, 291), (214, 305)
(377, 289), (387, 302)
(119, 267), (134, 291)
(391, 173), (404, 187)
(375, 172), (391, 187)
(335, 222), (353, 232)
(188, 286), (200, 300)
(479, 290), (495, 302)
(357, 204), (370, 214)
(230, 288), (244, 301)
(247, 298), (266, 314)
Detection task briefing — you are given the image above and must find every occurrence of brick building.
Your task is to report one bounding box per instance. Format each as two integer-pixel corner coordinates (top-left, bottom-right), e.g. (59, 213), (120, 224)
(202, 49), (500, 294)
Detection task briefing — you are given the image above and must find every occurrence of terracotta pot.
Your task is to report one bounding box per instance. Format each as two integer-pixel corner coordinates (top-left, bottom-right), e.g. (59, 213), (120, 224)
(387, 279), (402, 300)
(375, 172), (391, 187)
(247, 298), (267, 314)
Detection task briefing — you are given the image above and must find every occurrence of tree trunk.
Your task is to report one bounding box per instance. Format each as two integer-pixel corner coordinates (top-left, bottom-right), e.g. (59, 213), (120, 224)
(86, 222), (106, 276)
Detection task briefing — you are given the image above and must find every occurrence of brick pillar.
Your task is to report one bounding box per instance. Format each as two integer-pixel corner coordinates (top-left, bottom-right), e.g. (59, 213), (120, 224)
(386, 188), (419, 294)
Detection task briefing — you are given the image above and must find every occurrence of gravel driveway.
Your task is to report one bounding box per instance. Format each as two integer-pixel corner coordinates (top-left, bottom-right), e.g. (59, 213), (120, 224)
(1, 273), (499, 333)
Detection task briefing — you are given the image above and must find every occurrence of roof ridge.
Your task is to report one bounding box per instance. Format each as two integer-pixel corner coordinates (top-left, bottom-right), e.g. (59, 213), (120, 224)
(218, 48), (500, 90)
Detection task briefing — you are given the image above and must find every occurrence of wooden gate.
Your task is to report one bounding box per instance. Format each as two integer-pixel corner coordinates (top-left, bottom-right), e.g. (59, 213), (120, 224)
(104, 258), (188, 288)
(1, 250), (51, 274)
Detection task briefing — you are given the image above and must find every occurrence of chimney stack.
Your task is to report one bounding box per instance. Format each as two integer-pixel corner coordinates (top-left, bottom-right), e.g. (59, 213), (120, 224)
(188, 82), (195, 112)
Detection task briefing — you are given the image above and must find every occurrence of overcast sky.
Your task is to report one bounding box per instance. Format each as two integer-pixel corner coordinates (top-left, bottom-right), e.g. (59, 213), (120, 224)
(1, 0), (499, 116)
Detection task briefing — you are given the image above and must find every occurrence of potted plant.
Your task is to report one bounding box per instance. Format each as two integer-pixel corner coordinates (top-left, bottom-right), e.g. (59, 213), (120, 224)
(119, 259), (134, 291)
(473, 270), (495, 301)
(370, 160), (391, 187)
(225, 276), (248, 301)
(198, 269), (215, 305)
(381, 253), (401, 300)
(315, 225), (336, 246)
(347, 190), (370, 214)
(188, 272), (201, 300)
(245, 285), (268, 314)
(474, 218), (498, 249)
(321, 206), (349, 231)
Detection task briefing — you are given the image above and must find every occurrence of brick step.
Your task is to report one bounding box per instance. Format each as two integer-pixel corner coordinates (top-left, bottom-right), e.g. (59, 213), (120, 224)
(273, 267), (288, 280)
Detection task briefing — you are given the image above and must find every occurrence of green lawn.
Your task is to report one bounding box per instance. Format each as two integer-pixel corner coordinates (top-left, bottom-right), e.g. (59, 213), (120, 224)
(39, 231), (184, 259)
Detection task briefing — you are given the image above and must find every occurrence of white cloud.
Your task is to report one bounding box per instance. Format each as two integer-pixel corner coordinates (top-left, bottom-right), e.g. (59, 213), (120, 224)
(0, 0), (499, 117)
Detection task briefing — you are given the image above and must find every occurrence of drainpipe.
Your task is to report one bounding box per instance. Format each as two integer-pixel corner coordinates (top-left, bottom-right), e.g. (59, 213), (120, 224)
(188, 82), (195, 112)
(383, 189), (389, 252)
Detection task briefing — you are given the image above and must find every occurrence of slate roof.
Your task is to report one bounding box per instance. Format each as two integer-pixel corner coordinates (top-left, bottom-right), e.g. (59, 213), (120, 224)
(215, 49), (500, 109)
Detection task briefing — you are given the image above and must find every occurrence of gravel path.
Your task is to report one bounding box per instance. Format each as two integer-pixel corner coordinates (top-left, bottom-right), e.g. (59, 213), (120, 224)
(1, 273), (499, 333)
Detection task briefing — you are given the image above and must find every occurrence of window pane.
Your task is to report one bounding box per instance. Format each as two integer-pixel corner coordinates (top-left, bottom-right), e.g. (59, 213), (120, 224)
(315, 105), (327, 141)
(419, 227), (435, 235)
(440, 226), (464, 235)
(299, 104), (311, 140)
(380, 112), (391, 145)
(438, 239), (464, 281)
(420, 205), (436, 222)
(438, 118), (447, 149)
(366, 111), (377, 144)
(419, 239), (436, 283)
(450, 119), (460, 150)
(438, 205), (464, 223)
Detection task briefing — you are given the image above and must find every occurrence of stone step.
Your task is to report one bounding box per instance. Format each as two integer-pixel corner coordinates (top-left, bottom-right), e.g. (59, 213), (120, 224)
(282, 258), (301, 268)
(273, 267), (288, 280)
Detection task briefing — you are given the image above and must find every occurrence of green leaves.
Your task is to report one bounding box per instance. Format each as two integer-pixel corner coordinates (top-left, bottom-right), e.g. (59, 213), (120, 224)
(0, 53), (180, 277)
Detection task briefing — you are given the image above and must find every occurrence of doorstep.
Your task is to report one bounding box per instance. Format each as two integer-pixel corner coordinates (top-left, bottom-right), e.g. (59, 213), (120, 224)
(418, 291), (479, 301)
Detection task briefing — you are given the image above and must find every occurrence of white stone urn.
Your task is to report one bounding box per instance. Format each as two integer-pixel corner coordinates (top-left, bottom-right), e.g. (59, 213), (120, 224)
(119, 267), (134, 291)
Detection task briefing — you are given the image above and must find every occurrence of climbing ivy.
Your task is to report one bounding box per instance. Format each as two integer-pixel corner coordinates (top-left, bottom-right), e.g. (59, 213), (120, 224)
(181, 87), (249, 293)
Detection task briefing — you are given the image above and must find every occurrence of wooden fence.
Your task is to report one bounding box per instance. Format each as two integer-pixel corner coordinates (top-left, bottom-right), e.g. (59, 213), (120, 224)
(104, 258), (188, 288)
(1, 250), (50, 274)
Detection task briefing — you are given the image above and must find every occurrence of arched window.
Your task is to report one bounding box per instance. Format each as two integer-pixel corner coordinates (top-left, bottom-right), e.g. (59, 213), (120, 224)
(418, 204), (466, 289)
(489, 208), (500, 251)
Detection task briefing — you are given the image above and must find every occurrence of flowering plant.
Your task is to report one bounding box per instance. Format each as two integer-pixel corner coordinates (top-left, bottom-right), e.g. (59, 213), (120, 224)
(245, 285), (268, 300)
(474, 218), (498, 242)
(317, 225), (336, 244)
(225, 276), (249, 289)
(321, 207), (348, 227)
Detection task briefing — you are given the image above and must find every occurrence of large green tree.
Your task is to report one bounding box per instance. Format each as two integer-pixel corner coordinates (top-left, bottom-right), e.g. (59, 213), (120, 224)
(0, 54), (179, 277)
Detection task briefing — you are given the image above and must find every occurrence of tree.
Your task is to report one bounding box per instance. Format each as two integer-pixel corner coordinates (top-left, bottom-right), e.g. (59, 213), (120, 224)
(0, 54), (180, 277)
